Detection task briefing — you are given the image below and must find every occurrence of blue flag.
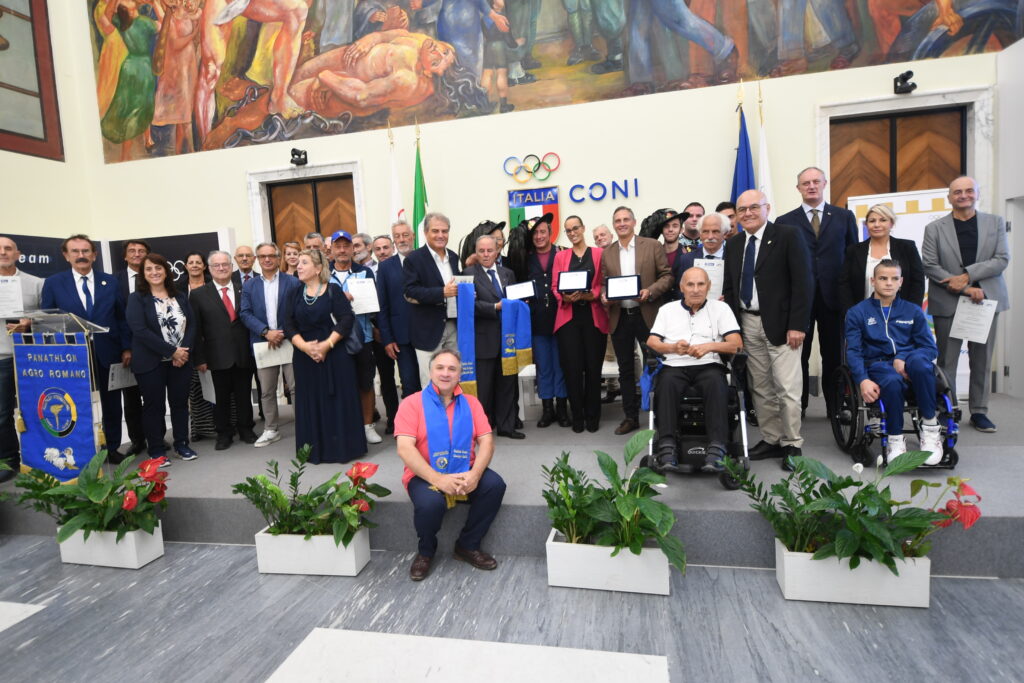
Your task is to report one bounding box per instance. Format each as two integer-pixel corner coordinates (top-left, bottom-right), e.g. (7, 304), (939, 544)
(730, 107), (755, 203)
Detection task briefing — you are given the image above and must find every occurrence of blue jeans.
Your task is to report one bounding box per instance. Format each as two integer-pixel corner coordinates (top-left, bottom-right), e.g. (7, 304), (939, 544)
(0, 357), (18, 466)
(627, 0), (734, 83)
(407, 469), (506, 557)
(777, 0), (856, 60)
(867, 349), (937, 433)
(531, 334), (566, 399)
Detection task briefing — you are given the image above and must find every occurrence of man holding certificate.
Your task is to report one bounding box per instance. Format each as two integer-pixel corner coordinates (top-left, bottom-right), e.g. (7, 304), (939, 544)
(600, 206), (674, 435)
(0, 237), (43, 483)
(922, 176), (1010, 433)
(240, 242), (301, 448)
(673, 211), (729, 301)
(464, 236), (522, 439)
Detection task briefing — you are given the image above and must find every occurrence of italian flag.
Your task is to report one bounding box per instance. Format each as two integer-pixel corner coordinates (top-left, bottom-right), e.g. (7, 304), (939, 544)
(412, 139), (428, 248)
(508, 203), (556, 226)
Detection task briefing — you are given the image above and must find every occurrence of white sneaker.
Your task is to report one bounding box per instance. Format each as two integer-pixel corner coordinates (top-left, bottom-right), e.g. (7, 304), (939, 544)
(364, 424), (382, 444)
(886, 434), (907, 464)
(919, 423), (944, 465)
(254, 430), (281, 448)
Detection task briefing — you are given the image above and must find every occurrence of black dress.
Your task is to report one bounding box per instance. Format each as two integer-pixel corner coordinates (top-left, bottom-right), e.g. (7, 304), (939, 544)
(284, 283), (367, 463)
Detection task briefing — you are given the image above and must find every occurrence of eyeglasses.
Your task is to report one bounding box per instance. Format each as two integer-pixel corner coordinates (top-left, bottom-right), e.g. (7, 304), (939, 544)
(257, 253), (278, 260)
(736, 204), (766, 214)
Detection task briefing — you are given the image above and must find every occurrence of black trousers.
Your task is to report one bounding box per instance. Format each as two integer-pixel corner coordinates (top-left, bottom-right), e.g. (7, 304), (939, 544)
(211, 365), (255, 437)
(611, 309), (651, 420)
(95, 358), (123, 452)
(476, 357), (518, 433)
(801, 288), (843, 410)
(136, 362), (191, 454)
(654, 364), (730, 445)
(556, 312), (606, 425)
(122, 384), (159, 446)
(372, 339), (400, 420)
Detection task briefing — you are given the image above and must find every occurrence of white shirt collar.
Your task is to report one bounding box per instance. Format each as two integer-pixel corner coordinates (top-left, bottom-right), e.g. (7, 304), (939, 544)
(431, 248), (449, 264)
(703, 245), (725, 258)
(802, 201), (825, 215)
(620, 235), (636, 251)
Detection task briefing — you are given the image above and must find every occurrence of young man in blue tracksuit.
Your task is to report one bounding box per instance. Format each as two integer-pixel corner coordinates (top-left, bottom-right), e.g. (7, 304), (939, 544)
(845, 259), (943, 464)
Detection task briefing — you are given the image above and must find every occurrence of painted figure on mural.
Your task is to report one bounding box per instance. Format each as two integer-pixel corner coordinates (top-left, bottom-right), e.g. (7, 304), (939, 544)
(99, 0), (162, 161)
(88, 0), (1024, 162)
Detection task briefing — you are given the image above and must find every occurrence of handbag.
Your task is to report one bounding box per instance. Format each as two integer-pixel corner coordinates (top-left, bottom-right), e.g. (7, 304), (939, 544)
(327, 282), (362, 354)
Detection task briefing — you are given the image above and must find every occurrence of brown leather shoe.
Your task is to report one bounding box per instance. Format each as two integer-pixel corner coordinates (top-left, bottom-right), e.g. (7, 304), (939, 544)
(614, 418), (638, 435)
(454, 546), (498, 570)
(410, 554), (432, 581)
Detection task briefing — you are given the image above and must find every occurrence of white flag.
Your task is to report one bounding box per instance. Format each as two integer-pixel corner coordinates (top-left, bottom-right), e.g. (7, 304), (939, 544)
(389, 140), (406, 225)
(758, 119), (775, 222)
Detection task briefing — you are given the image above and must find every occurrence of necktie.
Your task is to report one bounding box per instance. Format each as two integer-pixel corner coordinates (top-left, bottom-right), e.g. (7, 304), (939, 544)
(221, 286), (237, 321)
(811, 209), (821, 237)
(740, 235), (756, 309)
(488, 268), (502, 296)
(243, 272), (251, 283)
(81, 276), (93, 315)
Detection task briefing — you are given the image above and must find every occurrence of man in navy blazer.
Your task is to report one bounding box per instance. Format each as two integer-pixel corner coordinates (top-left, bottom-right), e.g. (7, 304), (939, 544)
(41, 234), (131, 458)
(116, 239), (153, 455)
(240, 242), (301, 448)
(403, 212), (462, 387)
(672, 211), (728, 300)
(377, 221), (421, 400)
(776, 167), (857, 415)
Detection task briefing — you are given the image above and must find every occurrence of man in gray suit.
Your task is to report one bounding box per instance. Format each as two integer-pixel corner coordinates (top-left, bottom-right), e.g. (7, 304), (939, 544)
(922, 176), (1010, 433)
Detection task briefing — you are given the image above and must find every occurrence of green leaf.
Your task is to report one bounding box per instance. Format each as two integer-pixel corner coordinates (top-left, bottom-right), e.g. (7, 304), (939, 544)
(596, 451), (622, 491)
(83, 480), (114, 505)
(56, 513), (93, 543)
(796, 456), (837, 483)
(811, 542), (836, 560)
(614, 494), (639, 521)
(656, 535), (687, 574)
(623, 430), (655, 465)
(834, 528), (858, 558)
(636, 497), (667, 530)
(584, 496), (618, 523)
(909, 479), (927, 498)
(848, 555), (861, 570)
(882, 450), (931, 478)
(859, 516), (896, 554)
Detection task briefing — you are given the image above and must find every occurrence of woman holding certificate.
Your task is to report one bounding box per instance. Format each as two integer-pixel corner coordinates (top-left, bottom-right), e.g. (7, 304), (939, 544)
(552, 216), (609, 432)
(283, 249), (367, 463)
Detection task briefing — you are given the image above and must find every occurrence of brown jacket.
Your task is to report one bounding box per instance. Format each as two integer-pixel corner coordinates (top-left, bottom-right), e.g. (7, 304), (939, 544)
(600, 235), (674, 332)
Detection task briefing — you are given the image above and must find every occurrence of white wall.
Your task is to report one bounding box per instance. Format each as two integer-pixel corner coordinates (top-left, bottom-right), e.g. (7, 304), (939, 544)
(0, 3), (1004, 251)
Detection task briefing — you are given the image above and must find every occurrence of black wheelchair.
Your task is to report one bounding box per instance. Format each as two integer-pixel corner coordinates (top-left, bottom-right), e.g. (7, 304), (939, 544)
(638, 352), (751, 490)
(829, 362), (961, 469)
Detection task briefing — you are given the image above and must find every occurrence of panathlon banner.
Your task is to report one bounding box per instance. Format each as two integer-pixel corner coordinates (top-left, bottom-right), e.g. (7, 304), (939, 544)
(13, 333), (98, 482)
(508, 187), (560, 243)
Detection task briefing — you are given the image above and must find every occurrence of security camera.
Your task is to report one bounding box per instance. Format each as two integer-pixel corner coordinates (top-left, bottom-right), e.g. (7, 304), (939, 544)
(290, 148), (308, 166)
(893, 71), (917, 95)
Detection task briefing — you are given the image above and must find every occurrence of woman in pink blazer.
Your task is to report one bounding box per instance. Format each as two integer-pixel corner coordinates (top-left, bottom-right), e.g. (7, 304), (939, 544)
(552, 216), (610, 433)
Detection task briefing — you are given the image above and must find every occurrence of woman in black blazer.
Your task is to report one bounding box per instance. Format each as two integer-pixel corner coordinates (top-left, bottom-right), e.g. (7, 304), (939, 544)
(839, 203), (925, 313)
(126, 253), (197, 462)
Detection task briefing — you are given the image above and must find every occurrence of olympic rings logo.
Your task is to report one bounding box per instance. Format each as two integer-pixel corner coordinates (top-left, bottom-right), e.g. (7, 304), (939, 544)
(503, 153), (560, 183)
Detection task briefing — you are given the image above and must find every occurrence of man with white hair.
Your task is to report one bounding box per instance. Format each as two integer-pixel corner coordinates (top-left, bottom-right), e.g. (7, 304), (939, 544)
(378, 221), (422, 399)
(673, 211), (728, 296)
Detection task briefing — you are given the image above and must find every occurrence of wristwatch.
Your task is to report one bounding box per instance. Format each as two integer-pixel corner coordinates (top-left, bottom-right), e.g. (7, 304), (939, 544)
(260, 327), (270, 339)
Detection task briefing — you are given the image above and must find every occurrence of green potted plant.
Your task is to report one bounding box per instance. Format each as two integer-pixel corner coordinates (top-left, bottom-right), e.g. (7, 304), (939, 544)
(725, 452), (981, 607)
(543, 430), (686, 595)
(232, 446), (391, 576)
(7, 452), (169, 569)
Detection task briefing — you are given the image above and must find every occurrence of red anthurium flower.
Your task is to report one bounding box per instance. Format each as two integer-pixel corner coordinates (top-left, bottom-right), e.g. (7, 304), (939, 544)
(941, 498), (982, 530)
(346, 462), (379, 482)
(139, 458), (167, 481)
(122, 490), (138, 511)
(148, 482), (167, 503)
(353, 498), (370, 513)
(956, 480), (979, 500)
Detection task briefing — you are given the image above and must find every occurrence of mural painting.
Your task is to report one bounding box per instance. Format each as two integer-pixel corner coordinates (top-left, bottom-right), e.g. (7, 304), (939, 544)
(88, 0), (1024, 163)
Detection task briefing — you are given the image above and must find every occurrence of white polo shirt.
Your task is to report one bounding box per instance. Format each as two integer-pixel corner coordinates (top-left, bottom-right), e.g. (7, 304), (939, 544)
(649, 298), (739, 368)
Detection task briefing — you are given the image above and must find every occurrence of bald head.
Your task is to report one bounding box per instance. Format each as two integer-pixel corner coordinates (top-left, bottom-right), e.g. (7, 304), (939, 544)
(680, 267), (711, 308)
(736, 190), (770, 234)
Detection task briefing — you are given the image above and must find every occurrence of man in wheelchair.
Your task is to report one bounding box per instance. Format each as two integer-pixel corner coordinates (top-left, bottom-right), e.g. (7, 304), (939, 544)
(845, 259), (944, 464)
(646, 267), (743, 474)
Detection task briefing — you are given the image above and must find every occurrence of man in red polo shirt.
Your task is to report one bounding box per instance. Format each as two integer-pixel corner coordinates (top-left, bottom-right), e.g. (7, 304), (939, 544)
(394, 348), (506, 582)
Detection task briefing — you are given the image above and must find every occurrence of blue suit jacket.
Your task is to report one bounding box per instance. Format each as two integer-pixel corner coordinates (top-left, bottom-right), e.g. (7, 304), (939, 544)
(125, 291), (197, 374)
(777, 203), (858, 311)
(41, 269), (129, 366)
(670, 246), (726, 299)
(239, 272), (302, 346)
(376, 254), (412, 346)
(403, 245), (461, 350)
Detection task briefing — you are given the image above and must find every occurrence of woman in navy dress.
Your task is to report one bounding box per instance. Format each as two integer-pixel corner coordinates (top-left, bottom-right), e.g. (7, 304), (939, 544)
(283, 249), (367, 463)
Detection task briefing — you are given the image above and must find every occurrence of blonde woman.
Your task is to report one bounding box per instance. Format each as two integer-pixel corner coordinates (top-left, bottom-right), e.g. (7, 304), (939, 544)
(839, 203), (925, 313)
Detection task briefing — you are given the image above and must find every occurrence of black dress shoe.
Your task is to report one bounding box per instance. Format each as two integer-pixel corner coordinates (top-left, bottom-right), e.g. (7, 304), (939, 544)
(497, 430), (526, 440)
(215, 436), (233, 451)
(572, 421), (585, 433)
(781, 446), (802, 471)
(0, 468), (16, 484)
(614, 418), (638, 435)
(601, 389), (621, 404)
(128, 441), (147, 455)
(410, 554), (432, 581)
(514, 417), (524, 430)
(585, 419), (600, 433)
(748, 440), (782, 460)
(108, 450), (130, 464)
(238, 430), (258, 444)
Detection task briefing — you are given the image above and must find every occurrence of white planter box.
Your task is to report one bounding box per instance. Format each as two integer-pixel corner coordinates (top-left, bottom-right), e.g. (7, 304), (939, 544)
(545, 528), (670, 595)
(254, 526), (370, 576)
(774, 538), (930, 608)
(58, 524), (164, 569)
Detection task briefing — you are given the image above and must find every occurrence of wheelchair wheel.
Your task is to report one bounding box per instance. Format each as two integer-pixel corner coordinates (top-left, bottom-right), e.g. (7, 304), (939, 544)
(830, 367), (863, 453)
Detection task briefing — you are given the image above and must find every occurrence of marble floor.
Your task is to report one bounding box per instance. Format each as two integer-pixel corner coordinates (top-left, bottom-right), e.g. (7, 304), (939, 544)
(1, 534), (1022, 683)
